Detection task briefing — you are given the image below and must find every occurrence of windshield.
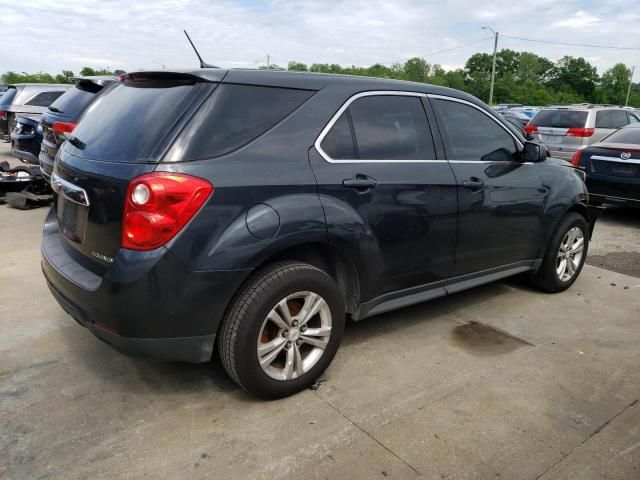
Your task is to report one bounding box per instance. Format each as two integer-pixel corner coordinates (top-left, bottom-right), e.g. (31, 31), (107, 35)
(530, 110), (588, 128)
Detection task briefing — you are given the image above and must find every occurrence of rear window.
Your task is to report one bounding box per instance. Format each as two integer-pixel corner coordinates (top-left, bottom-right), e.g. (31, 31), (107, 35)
(48, 85), (103, 119)
(24, 90), (65, 107)
(530, 110), (588, 128)
(0, 87), (17, 106)
(67, 82), (205, 162)
(175, 84), (314, 160)
(603, 127), (640, 145)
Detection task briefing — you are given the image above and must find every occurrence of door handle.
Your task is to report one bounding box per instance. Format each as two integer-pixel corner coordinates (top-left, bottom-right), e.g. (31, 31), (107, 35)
(462, 178), (484, 190)
(343, 175), (377, 192)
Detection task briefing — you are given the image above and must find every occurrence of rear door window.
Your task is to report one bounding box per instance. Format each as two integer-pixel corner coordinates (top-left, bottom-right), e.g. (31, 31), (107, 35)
(177, 84), (314, 160)
(432, 98), (517, 162)
(24, 91), (65, 107)
(348, 95), (435, 160)
(531, 110), (588, 128)
(596, 111), (613, 128)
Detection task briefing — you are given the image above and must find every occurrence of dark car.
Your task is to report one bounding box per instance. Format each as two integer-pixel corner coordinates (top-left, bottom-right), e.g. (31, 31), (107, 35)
(10, 115), (43, 164)
(39, 76), (118, 182)
(571, 123), (640, 207)
(42, 69), (595, 398)
(499, 109), (530, 127)
(0, 84), (71, 139)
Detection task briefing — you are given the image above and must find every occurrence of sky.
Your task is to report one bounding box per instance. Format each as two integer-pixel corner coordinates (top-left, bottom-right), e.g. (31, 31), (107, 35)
(1, 0), (638, 78)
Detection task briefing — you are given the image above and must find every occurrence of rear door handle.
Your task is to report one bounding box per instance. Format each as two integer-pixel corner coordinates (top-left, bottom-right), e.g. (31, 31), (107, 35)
(462, 178), (484, 190)
(343, 175), (377, 192)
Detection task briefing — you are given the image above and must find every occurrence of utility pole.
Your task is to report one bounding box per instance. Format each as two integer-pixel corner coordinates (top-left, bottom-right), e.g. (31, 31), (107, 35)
(267, 54), (270, 69)
(625, 65), (635, 107)
(482, 26), (498, 105)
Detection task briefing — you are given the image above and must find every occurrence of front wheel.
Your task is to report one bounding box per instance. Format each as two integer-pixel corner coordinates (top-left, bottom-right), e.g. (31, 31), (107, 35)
(218, 262), (345, 399)
(530, 212), (589, 293)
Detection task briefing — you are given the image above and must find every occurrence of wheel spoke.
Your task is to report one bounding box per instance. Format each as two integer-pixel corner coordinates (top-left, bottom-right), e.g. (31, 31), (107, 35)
(267, 310), (289, 330)
(567, 257), (577, 275)
(569, 238), (584, 255)
(293, 344), (304, 377)
(557, 259), (567, 279)
(283, 345), (295, 379)
(259, 338), (287, 367)
(299, 294), (325, 326)
(300, 334), (327, 350)
(303, 326), (332, 337)
(258, 336), (285, 356)
(276, 299), (293, 327)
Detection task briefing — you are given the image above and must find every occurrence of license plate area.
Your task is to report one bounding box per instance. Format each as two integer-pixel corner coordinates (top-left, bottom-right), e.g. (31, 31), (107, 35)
(56, 196), (89, 244)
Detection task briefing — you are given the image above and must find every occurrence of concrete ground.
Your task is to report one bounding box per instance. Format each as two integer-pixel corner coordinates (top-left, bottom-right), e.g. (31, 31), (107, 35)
(1, 142), (640, 479)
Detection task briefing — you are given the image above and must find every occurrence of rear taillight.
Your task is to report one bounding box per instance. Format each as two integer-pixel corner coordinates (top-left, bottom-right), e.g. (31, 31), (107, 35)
(0, 111), (6, 121)
(566, 127), (594, 137)
(122, 172), (213, 251)
(570, 148), (585, 167)
(523, 124), (538, 135)
(52, 122), (77, 135)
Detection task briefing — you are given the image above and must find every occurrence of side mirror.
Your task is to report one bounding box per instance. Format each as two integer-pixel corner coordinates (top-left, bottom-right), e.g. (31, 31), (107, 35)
(523, 141), (547, 163)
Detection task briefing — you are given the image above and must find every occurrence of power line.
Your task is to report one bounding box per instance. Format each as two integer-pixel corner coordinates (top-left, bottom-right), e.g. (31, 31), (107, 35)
(501, 34), (640, 51)
(378, 36), (493, 65)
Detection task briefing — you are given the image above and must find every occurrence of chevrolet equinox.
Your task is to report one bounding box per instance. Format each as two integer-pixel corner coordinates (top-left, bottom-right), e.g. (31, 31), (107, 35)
(42, 69), (595, 398)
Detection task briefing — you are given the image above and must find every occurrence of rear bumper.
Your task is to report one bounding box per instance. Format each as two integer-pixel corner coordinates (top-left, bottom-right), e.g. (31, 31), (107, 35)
(586, 175), (640, 207)
(41, 208), (251, 363)
(548, 149), (575, 161)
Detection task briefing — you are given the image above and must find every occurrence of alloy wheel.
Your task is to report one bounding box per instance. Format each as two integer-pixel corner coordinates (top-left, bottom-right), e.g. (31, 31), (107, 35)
(257, 291), (332, 381)
(556, 226), (585, 282)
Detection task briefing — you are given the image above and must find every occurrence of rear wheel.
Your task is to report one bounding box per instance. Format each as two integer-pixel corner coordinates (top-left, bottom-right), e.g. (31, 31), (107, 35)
(218, 262), (345, 399)
(530, 212), (588, 292)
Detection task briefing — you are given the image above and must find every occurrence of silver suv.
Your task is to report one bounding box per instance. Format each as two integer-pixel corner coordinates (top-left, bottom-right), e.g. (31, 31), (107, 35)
(525, 105), (640, 160)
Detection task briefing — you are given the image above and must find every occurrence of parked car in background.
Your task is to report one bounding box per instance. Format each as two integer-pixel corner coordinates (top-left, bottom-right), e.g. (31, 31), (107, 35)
(10, 115), (43, 164)
(511, 107), (539, 119)
(494, 103), (523, 111)
(525, 105), (640, 161)
(39, 76), (118, 182)
(0, 84), (71, 140)
(572, 123), (640, 208)
(499, 109), (530, 127)
(42, 68), (594, 399)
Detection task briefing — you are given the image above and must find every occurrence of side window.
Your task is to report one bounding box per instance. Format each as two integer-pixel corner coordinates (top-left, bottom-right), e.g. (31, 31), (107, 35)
(348, 95), (435, 160)
(596, 111), (613, 129)
(321, 113), (356, 159)
(24, 91), (65, 107)
(432, 99), (517, 161)
(610, 110), (629, 129)
(629, 113), (640, 124)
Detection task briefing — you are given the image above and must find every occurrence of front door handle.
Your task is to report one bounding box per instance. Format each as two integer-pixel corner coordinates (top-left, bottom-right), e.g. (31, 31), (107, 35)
(462, 178), (484, 190)
(343, 175), (377, 192)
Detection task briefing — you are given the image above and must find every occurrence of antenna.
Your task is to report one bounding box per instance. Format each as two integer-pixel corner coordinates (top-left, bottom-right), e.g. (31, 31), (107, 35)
(183, 30), (218, 68)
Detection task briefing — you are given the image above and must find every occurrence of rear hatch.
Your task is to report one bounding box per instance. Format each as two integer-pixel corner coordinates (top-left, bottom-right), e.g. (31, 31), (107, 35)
(52, 72), (222, 273)
(527, 109), (590, 152)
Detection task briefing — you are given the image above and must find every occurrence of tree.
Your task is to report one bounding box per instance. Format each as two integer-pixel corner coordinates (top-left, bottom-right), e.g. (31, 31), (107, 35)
(79, 67), (112, 76)
(403, 57), (430, 83)
(548, 56), (599, 101)
(287, 61), (308, 71)
(597, 64), (632, 105)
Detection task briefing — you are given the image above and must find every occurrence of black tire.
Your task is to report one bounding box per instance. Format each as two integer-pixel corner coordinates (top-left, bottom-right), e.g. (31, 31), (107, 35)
(218, 261), (345, 399)
(530, 212), (589, 293)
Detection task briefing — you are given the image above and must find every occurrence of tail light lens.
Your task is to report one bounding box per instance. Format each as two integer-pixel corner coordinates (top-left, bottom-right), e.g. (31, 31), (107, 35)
(122, 172), (213, 250)
(52, 122), (77, 136)
(0, 111), (6, 121)
(570, 148), (585, 167)
(566, 127), (594, 137)
(523, 124), (538, 135)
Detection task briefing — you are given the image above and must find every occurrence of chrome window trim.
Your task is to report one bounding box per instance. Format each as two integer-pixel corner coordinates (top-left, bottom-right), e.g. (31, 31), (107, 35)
(427, 94), (524, 149)
(591, 155), (640, 165)
(314, 90), (447, 164)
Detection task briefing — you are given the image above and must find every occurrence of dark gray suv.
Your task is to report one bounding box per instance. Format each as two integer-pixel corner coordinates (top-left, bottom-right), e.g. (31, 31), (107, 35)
(42, 69), (595, 398)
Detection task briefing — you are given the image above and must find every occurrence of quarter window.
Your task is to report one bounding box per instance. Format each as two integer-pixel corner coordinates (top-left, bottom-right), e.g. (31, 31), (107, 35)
(432, 99), (517, 161)
(320, 95), (435, 160)
(24, 91), (65, 107)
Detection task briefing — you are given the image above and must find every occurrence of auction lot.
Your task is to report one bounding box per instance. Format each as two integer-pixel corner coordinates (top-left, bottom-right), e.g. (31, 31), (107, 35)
(1, 143), (639, 479)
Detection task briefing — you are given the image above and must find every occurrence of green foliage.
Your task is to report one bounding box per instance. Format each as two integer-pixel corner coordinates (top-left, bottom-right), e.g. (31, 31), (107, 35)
(3, 56), (638, 107)
(79, 67), (113, 76)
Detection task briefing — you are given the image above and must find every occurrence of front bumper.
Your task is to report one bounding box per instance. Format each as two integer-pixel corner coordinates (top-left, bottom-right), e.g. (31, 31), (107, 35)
(41, 208), (251, 363)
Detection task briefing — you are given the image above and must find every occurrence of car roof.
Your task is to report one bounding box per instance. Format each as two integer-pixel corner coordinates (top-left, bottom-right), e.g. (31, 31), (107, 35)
(128, 67), (487, 107)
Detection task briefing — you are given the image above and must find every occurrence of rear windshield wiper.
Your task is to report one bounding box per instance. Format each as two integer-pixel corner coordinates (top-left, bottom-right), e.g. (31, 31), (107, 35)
(49, 106), (62, 113)
(64, 133), (86, 150)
